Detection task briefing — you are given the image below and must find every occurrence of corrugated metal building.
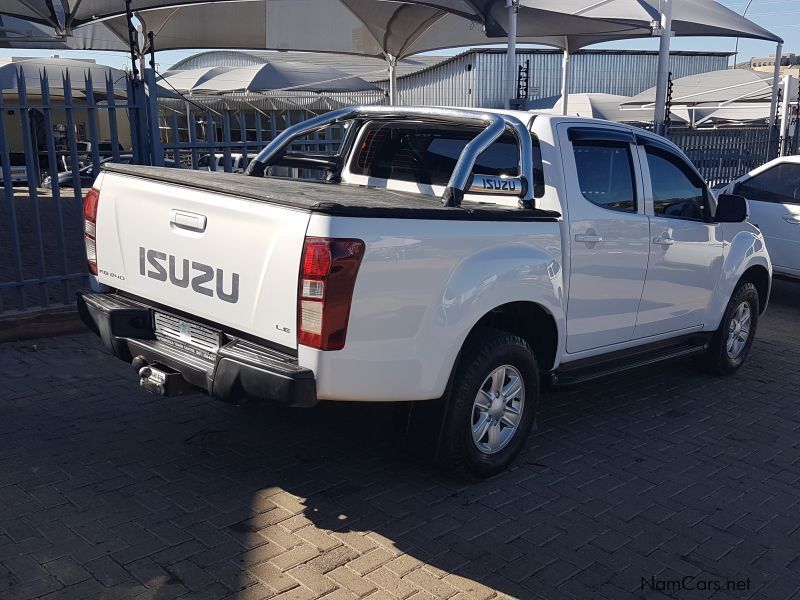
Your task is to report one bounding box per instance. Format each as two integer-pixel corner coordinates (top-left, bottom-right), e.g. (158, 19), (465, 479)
(170, 48), (731, 108)
(389, 49), (731, 107)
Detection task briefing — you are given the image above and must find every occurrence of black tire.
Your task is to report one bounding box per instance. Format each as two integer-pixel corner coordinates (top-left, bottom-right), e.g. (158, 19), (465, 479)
(704, 281), (760, 375)
(436, 328), (539, 480)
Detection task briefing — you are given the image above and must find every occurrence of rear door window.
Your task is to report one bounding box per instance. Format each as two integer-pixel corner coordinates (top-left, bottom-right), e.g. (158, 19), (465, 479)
(572, 141), (637, 212)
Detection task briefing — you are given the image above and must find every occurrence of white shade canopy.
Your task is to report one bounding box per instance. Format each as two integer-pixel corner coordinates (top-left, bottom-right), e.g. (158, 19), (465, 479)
(622, 69), (798, 108)
(399, 0), (782, 48)
(67, 0), (614, 58)
(0, 56), (126, 92)
(526, 93), (689, 124)
(1, 1), (781, 59)
(0, 13), (128, 50)
(30, 0), (777, 48)
(0, 1), (60, 29)
(158, 63), (381, 94)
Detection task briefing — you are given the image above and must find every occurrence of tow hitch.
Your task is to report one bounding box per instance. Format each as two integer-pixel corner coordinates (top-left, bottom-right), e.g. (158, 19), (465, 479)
(132, 356), (195, 397)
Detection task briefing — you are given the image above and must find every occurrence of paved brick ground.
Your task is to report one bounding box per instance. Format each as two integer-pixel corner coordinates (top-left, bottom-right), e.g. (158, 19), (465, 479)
(1, 280), (799, 600)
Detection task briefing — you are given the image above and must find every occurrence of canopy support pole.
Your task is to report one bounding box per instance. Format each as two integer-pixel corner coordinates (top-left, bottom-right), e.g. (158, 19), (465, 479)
(779, 74), (790, 156)
(387, 55), (398, 106)
(124, 0), (140, 81)
(654, 0), (672, 136)
(767, 42), (783, 158)
(505, 0), (518, 109)
(560, 39), (570, 116)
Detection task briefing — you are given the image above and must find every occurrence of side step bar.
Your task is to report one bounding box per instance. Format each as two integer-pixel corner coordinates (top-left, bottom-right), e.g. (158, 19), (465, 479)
(550, 335), (711, 388)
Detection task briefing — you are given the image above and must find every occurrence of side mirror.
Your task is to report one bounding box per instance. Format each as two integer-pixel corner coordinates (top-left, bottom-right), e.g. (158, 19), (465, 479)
(716, 194), (749, 223)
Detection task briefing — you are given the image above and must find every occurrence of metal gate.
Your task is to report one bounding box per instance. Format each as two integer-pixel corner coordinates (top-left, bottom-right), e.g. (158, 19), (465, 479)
(0, 66), (350, 317)
(0, 69), (149, 316)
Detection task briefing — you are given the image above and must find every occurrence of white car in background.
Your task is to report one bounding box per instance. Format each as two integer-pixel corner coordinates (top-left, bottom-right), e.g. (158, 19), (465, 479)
(723, 156), (800, 280)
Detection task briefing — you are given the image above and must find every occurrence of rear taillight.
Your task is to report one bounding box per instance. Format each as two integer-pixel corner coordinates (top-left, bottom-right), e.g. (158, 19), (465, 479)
(83, 187), (100, 275)
(298, 237), (365, 350)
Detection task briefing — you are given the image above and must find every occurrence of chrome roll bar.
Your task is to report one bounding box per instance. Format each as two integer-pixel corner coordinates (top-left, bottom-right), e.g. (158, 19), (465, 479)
(245, 105), (535, 208)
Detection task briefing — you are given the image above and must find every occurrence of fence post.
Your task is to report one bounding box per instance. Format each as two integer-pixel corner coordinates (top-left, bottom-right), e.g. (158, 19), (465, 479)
(128, 78), (152, 165)
(0, 86), (26, 310)
(40, 69), (70, 305)
(187, 104), (199, 169)
(17, 68), (49, 306)
(143, 67), (164, 166)
(85, 72), (101, 172)
(206, 111), (217, 171)
(222, 109), (232, 172)
(105, 74), (121, 162)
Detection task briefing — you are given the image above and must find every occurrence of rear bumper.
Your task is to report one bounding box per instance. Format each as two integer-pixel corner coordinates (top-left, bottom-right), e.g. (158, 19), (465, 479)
(77, 291), (317, 407)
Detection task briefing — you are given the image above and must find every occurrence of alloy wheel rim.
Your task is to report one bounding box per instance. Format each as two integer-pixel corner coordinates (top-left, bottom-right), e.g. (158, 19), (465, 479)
(472, 364), (525, 455)
(726, 301), (752, 359)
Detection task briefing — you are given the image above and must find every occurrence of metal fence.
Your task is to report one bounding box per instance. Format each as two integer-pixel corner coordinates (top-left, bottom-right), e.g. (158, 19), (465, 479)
(0, 68), (348, 317)
(0, 69), (149, 316)
(159, 106), (345, 179)
(668, 126), (777, 188)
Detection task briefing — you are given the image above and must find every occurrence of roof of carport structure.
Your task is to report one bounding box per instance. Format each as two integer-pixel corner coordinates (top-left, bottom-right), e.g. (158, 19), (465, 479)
(622, 69), (799, 108)
(58, 0), (782, 61)
(158, 63), (381, 94)
(0, 12), (128, 51)
(0, 56), (180, 98)
(54, 0), (783, 43)
(0, 1), (61, 29)
(3, 0), (779, 59)
(407, 0), (783, 47)
(67, 0), (592, 58)
(0, 56), (127, 91)
(169, 51), (445, 82)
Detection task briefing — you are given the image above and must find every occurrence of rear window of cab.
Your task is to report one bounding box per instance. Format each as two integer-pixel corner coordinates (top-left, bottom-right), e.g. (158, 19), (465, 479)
(350, 122), (544, 197)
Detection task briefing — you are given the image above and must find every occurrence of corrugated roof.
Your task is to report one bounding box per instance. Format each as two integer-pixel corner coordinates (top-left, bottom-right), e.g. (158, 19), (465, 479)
(170, 50), (444, 81)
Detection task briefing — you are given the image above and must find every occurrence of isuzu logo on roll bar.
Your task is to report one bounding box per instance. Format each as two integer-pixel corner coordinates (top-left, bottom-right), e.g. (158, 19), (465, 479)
(469, 174), (526, 196)
(139, 247), (240, 304)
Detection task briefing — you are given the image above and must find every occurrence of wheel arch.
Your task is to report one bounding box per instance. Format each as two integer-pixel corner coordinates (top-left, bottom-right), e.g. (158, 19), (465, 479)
(461, 301), (559, 373)
(737, 264), (770, 314)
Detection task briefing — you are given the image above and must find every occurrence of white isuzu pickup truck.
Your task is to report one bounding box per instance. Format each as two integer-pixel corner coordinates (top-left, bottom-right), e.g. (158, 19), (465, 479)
(78, 106), (771, 478)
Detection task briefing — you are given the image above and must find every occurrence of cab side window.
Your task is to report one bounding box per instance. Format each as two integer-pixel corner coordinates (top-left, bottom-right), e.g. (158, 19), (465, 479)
(572, 141), (637, 213)
(645, 147), (709, 221)
(736, 163), (800, 205)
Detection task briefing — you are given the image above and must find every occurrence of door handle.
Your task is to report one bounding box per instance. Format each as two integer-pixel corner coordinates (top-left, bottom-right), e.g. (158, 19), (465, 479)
(575, 234), (603, 243)
(783, 215), (800, 225)
(653, 235), (675, 246)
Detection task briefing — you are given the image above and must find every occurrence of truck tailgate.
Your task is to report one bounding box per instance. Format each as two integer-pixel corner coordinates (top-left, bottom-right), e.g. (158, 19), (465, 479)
(94, 171), (310, 349)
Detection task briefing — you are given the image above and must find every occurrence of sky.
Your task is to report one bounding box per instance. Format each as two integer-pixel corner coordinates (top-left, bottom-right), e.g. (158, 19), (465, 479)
(0, 0), (797, 72)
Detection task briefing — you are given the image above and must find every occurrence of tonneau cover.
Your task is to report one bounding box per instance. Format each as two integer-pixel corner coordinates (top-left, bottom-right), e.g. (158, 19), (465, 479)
(102, 163), (560, 222)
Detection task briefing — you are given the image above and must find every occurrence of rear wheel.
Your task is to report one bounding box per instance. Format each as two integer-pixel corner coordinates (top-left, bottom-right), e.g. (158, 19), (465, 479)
(437, 328), (539, 480)
(704, 281), (760, 375)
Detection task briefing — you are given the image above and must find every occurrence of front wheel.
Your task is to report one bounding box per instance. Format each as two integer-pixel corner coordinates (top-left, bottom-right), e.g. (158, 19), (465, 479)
(437, 328), (539, 480)
(704, 281), (760, 375)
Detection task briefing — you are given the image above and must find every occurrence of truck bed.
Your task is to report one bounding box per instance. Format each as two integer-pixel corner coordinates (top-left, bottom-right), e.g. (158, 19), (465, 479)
(102, 164), (560, 222)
